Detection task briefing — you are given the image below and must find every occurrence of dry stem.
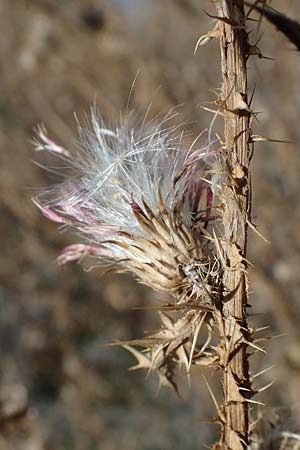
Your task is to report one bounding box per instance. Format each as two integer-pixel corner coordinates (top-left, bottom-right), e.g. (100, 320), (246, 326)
(215, 1), (252, 448)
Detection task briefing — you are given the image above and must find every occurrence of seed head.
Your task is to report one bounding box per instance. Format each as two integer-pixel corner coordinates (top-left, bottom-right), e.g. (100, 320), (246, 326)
(33, 109), (222, 390)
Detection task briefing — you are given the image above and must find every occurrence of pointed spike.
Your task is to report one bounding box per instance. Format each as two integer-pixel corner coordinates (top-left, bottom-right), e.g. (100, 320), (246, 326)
(247, 218), (270, 243)
(188, 315), (206, 371)
(255, 379), (276, 393)
(239, 386), (253, 392)
(253, 325), (271, 333)
(122, 345), (151, 371)
(252, 365), (274, 379)
(200, 106), (227, 117)
(244, 398), (265, 406)
(202, 375), (226, 423)
(243, 339), (267, 354)
(250, 134), (293, 144)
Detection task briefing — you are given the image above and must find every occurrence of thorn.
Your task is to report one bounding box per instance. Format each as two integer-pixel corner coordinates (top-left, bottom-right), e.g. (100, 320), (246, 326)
(244, 339), (267, 354)
(249, 82), (256, 108)
(252, 365), (274, 379)
(194, 23), (220, 53)
(202, 375), (227, 423)
(204, 10), (244, 29)
(239, 436), (249, 447)
(247, 43), (275, 60)
(188, 314), (206, 371)
(200, 106), (226, 117)
(244, 398), (265, 406)
(253, 325), (271, 333)
(253, 332), (286, 344)
(250, 134), (294, 144)
(272, 332), (287, 340)
(255, 379), (276, 393)
(239, 386), (253, 392)
(247, 218), (270, 243)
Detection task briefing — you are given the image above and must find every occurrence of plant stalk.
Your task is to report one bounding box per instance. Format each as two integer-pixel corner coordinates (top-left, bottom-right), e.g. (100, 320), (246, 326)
(215, 1), (252, 448)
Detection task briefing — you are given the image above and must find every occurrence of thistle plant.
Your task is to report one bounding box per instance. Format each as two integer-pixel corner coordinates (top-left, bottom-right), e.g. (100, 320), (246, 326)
(34, 103), (259, 449)
(33, 110), (226, 391)
(31, 0), (300, 448)
(33, 1), (267, 447)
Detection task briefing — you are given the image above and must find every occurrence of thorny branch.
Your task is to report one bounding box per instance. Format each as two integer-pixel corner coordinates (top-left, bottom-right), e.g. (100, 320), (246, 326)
(214, 1), (253, 448)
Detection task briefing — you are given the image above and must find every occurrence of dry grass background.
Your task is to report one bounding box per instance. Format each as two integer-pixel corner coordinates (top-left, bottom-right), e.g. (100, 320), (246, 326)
(1, 1), (300, 449)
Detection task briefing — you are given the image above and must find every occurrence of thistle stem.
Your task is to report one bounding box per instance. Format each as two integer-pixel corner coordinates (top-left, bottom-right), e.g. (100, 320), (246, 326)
(215, 1), (252, 448)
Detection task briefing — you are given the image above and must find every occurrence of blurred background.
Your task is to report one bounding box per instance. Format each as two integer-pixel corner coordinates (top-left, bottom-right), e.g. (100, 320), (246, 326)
(1, 0), (300, 449)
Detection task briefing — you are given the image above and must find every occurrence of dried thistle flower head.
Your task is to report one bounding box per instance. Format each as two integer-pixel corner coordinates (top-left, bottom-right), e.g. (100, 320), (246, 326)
(33, 109), (222, 390)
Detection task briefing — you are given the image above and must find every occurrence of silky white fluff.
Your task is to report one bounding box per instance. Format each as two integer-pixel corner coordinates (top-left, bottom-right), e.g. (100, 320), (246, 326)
(33, 109), (213, 266)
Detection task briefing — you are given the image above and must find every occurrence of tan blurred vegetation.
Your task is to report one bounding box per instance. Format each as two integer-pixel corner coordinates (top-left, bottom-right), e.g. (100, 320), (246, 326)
(1, 0), (300, 449)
